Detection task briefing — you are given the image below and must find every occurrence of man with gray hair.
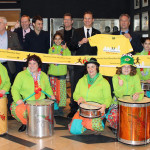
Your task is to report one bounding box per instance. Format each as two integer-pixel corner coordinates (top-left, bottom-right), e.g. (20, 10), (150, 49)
(113, 14), (143, 54)
(0, 16), (21, 114)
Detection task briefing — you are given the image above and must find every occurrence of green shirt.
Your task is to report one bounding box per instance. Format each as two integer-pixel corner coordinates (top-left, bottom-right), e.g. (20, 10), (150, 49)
(73, 74), (112, 108)
(112, 74), (144, 104)
(136, 50), (150, 80)
(11, 70), (53, 103)
(0, 63), (11, 92)
(48, 44), (71, 76)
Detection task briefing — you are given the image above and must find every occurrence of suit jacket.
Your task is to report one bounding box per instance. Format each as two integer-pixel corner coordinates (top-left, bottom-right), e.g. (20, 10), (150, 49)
(7, 31), (22, 74)
(24, 30), (50, 54)
(7, 31), (21, 50)
(14, 27), (32, 49)
(70, 27), (101, 55)
(112, 31), (143, 54)
(56, 27), (75, 55)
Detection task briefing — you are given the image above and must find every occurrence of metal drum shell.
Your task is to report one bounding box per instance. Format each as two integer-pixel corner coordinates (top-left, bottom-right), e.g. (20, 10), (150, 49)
(27, 99), (54, 138)
(141, 81), (150, 91)
(79, 102), (101, 118)
(118, 96), (150, 145)
(0, 96), (7, 135)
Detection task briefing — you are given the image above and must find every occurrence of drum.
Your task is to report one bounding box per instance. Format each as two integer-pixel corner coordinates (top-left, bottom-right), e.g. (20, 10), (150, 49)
(79, 102), (101, 118)
(0, 96), (7, 135)
(141, 81), (150, 91)
(26, 99), (54, 138)
(118, 96), (150, 145)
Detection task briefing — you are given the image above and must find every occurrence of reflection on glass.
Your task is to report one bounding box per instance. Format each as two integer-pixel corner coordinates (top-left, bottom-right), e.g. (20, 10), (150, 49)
(134, 0), (140, 9)
(142, 12), (149, 31)
(134, 14), (140, 31)
(142, 0), (148, 7)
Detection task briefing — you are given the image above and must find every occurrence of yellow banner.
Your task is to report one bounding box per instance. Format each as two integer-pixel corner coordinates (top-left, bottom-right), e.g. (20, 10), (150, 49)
(0, 49), (150, 76)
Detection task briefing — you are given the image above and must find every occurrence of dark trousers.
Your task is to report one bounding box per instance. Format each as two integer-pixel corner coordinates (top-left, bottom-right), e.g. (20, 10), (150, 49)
(2, 62), (15, 115)
(103, 76), (114, 98)
(68, 65), (74, 104)
(42, 63), (48, 74)
(70, 66), (85, 112)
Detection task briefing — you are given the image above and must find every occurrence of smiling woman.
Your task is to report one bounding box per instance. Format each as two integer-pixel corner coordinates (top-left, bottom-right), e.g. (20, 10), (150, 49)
(11, 55), (55, 132)
(106, 54), (144, 130)
(68, 58), (112, 135)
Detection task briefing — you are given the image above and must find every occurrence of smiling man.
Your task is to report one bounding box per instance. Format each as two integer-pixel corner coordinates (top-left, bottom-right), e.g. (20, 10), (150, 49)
(56, 13), (75, 117)
(68, 11), (101, 118)
(113, 14), (143, 54)
(24, 15), (50, 73)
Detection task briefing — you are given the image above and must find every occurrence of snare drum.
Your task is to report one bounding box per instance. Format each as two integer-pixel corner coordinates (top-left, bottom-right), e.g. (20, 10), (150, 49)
(141, 80), (150, 91)
(79, 102), (101, 118)
(118, 96), (150, 145)
(26, 99), (54, 138)
(0, 96), (7, 135)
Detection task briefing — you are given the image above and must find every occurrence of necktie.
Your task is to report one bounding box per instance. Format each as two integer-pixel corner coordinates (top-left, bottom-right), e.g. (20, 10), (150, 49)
(121, 32), (125, 35)
(23, 30), (26, 42)
(87, 29), (90, 38)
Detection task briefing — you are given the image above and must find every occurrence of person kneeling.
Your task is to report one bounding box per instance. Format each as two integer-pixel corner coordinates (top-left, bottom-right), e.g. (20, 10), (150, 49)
(68, 58), (112, 134)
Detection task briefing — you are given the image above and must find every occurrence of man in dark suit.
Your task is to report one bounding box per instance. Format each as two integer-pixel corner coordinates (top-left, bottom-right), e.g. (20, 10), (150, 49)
(14, 15), (31, 73)
(24, 15), (50, 54)
(113, 14), (143, 54)
(24, 15), (50, 73)
(14, 15), (31, 49)
(56, 13), (75, 116)
(0, 16), (21, 116)
(68, 11), (101, 118)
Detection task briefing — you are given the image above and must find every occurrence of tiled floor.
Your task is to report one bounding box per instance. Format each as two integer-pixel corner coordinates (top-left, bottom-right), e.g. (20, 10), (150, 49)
(1, 82), (150, 150)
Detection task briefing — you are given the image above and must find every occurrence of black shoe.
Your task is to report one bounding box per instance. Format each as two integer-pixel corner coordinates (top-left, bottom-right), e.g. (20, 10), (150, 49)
(67, 111), (76, 118)
(18, 124), (26, 132)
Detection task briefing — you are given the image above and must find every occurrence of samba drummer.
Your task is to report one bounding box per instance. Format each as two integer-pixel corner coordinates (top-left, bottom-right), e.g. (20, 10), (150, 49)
(0, 62), (11, 97)
(107, 54), (144, 132)
(68, 58), (112, 134)
(0, 62), (11, 134)
(11, 55), (55, 132)
(136, 37), (150, 97)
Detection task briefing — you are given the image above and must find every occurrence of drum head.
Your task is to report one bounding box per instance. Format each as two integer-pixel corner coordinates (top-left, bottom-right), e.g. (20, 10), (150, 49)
(26, 99), (54, 106)
(80, 102), (100, 110)
(118, 96), (150, 104)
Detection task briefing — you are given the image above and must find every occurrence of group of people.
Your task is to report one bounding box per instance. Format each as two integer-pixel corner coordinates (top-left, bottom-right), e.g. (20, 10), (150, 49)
(0, 10), (149, 135)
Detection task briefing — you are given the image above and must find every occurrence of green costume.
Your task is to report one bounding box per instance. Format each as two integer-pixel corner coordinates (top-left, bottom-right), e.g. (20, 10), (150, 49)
(11, 70), (53, 103)
(48, 44), (71, 76)
(112, 74), (143, 104)
(48, 44), (71, 107)
(0, 63), (11, 92)
(136, 50), (150, 80)
(73, 74), (112, 108)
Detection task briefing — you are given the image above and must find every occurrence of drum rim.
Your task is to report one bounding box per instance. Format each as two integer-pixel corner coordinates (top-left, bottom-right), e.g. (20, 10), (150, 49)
(0, 95), (7, 99)
(26, 99), (54, 106)
(79, 101), (101, 110)
(118, 100), (150, 104)
(79, 113), (101, 118)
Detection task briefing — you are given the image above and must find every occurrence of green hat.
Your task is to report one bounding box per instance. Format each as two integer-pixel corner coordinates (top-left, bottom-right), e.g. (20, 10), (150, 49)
(119, 54), (136, 67)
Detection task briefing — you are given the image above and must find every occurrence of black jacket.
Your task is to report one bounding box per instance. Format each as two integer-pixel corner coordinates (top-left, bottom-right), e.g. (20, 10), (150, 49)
(24, 30), (50, 53)
(70, 27), (101, 55)
(112, 31), (143, 54)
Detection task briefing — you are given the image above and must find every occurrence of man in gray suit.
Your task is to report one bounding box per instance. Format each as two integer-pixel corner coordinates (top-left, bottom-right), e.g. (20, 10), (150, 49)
(0, 16), (21, 114)
(56, 13), (75, 117)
